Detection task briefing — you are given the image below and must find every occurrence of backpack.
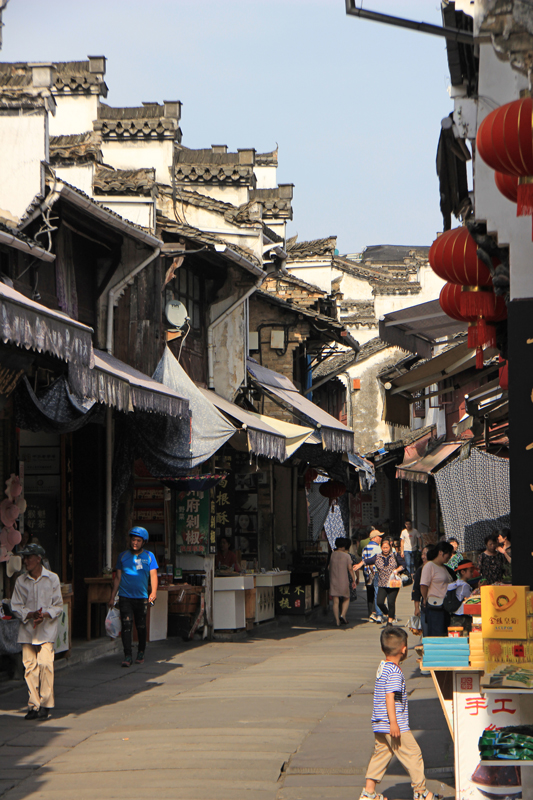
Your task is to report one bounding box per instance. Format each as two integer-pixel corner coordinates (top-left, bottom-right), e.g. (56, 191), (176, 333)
(443, 584), (462, 614)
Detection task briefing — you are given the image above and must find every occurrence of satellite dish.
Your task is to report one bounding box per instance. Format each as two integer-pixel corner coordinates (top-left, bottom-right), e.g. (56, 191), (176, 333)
(165, 300), (189, 330)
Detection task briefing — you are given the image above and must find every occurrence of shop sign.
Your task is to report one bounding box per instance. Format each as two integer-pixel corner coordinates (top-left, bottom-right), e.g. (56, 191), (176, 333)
(453, 670), (533, 800)
(54, 603), (69, 654)
(481, 585), (528, 640)
(176, 491), (213, 555)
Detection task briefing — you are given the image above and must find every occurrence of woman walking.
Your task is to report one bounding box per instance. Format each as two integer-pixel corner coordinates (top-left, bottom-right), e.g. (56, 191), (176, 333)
(328, 537), (357, 626)
(420, 541), (454, 636)
(363, 537), (406, 626)
(412, 545), (430, 636)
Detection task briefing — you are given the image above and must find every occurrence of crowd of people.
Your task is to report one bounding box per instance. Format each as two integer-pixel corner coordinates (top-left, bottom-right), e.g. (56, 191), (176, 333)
(326, 520), (512, 635)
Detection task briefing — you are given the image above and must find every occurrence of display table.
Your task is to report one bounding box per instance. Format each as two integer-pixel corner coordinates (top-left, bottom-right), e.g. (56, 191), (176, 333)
(255, 571), (291, 622)
(214, 574), (254, 630)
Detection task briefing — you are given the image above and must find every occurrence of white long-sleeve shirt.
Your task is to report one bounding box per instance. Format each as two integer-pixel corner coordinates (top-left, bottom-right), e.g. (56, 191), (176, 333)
(11, 567), (63, 645)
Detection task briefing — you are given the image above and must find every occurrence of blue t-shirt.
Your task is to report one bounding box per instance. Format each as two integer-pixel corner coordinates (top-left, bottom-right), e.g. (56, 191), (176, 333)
(116, 549), (158, 599)
(372, 660), (410, 733)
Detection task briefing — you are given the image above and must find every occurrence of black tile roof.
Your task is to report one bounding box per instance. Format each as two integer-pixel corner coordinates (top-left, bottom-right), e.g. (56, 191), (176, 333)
(286, 236), (337, 258)
(49, 132), (103, 165)
(93, 167), (156, 196)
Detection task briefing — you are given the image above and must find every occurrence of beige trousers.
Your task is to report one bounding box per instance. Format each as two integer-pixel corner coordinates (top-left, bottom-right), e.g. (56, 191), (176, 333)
(366, 731), (426, 792)
(22, 643), (55, 710)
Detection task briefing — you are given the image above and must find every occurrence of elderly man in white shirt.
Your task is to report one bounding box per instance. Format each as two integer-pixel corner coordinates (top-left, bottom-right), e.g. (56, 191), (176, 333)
(11, 544), (63, 720)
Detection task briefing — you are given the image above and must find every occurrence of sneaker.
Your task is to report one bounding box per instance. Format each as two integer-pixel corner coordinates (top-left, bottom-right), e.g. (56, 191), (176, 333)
(135, 651), (145, 664)
(37, 707), (49, 720)
(414, 792), (442, 800)
(121, 656), (132, 668)
(369, 612), (380, 623)
(24, 709), (39, 720)
(340, 617), (348, 625)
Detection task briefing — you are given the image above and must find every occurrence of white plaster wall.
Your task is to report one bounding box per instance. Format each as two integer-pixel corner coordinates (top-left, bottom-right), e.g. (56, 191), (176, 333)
(286, 262), (333, 292)
(50, 94), (99, 136)
(0, 113), (46, 219)
(337, 271), (373, 300)
(473, 43), (533, 300)
(264, 219), (286, 240)
(54, 164), (94, 196)
(212, 303), (246, 400)
(344, 326), (379, 345)
(186, 183), (251, 208)
(345, 346), (407, 454)
(102, 139), (173, 184)
(254, 165), (277, 189)
(96, 199), (155, 230)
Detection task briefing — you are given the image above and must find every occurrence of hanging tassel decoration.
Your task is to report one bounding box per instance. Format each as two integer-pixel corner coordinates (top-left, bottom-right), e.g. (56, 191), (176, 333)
(517, 177), (533, 216)
(460, 287), (497, 318)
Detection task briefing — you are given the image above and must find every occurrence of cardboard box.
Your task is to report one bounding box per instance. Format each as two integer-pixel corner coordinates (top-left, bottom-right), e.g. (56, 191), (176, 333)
(481, 585), (528, 639)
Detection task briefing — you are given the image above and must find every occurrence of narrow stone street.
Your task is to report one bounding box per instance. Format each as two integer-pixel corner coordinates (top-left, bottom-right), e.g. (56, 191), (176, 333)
(0, 592), (454, 800)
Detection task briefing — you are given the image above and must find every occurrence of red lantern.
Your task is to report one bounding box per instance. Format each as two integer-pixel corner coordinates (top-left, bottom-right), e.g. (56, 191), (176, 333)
(429, 227), (492, 286)
(439, 282), (507, 368)
(304, 468), (318, 490)
(319, 481), (346, 507)
(495, 171), (518, 204)
(477, 97), (533, 217)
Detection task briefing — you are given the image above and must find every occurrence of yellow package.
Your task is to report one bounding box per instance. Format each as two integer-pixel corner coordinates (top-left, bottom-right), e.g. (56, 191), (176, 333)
(484, 638), (533, 663)
(527, 591), (533, 616)
(481, 585), (528, 639)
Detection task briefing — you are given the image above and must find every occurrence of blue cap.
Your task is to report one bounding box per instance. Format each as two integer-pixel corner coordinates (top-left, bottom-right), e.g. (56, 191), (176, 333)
(128, 526), (149, 541)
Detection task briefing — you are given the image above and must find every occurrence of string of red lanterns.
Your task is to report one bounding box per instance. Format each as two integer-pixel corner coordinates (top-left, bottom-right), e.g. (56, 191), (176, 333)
(429, 228), (507, 368)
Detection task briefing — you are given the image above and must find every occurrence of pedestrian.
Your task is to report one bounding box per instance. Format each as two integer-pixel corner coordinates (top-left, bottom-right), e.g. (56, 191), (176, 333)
(359, 626), (441, 800)
(412, 546), (429, 636)
(477, 533), (506, 585)
(420, 541), (454, 636)
(362, 528), (383, 623)
(348, 537), (364, 602)
(109, 526), (158, 667)
(496, 528), (512, 582)
(447, 537), (463, 570)
(400, 520), (422, 575)
(328, 537), (357, 626)
(11, 544), (63, 720)
(446, 560), (475, 633)
(364, 537), (406, 626)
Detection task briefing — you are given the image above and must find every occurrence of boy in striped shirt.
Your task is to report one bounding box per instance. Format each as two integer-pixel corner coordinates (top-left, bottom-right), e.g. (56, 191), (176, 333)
(360, 627), (440, 800)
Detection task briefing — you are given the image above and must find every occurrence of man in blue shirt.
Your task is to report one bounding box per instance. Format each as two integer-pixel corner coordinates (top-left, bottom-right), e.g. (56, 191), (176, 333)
(109, 527), (158, 667)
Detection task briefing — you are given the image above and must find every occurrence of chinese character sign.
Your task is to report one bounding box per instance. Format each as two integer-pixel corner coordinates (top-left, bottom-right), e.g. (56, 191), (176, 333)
(176, 491), (212, 554)
(481, 585), (528, 640)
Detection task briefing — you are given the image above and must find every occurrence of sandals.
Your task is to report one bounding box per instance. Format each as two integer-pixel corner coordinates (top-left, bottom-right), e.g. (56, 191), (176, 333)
(414, 792), (442, 800)
(359, 792), (386, 800)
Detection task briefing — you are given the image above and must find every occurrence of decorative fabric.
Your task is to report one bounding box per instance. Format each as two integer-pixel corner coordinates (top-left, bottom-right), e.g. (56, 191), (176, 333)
(433, 447), (510, 551)
(324, 501), (346, 550)
(15, 375), (99, 434)
(307, 476), (330, 541)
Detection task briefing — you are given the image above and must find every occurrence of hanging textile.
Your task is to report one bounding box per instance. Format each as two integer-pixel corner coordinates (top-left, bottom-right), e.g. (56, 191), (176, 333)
(324, 502), (346, 550)
(434, 446), (510, 551)
(152, 346), (235, 469)
(307, 477), (330, 541)
(15, 375), (98, 434)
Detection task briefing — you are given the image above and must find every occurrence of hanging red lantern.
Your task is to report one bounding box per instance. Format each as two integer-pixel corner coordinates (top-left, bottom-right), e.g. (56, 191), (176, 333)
(319, 481), (346, 507)
(429, 227), (492, 286)
(304, 468), (318, 490)
(495, 171), (519, 204)
(439, 282), (507, 368)
(477, 96), (533, 217)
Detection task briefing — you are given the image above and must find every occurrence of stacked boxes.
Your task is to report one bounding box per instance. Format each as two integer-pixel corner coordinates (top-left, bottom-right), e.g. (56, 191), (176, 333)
(423, 636), (470, 667)
(469, 631), (485, 669)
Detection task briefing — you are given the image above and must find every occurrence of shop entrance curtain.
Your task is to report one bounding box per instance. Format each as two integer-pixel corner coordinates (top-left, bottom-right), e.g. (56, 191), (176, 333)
(434, 447), (510, 551)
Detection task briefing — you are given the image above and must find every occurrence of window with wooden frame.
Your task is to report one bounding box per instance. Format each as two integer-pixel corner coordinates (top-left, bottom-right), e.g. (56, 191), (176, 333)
(166, 266), (202, 331)
(429, 382), (441, 409)
(413, 391), (426, 418)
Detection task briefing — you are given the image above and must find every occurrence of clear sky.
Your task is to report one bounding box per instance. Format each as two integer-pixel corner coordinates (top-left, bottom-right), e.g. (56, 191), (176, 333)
(1, 0), (455, 254)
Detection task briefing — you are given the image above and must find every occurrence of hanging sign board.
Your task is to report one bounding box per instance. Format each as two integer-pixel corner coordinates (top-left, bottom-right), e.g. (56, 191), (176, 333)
(481, 585), (528, 640)
(176, 490), (212, 555)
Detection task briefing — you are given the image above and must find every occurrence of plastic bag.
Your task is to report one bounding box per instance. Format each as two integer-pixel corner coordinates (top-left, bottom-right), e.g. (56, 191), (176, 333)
(408, 615), (423, 635)
(105, 606), (121, 639)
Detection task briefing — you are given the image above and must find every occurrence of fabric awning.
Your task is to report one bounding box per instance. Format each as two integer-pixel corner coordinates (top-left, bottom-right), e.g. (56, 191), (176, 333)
(388, 342), (474, 396)
(396, 442), (461, 483)
(0, 282), (94, 367)
(70, 349), (189, 417)
(379, 299), (466, 358)
(247, 358), (354, 453)
(200, 388), (315, 461)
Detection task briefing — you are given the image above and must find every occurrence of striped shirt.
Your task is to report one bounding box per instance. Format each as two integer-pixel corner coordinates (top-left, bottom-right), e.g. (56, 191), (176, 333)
(371, 660), (410, 733)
